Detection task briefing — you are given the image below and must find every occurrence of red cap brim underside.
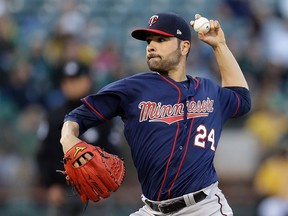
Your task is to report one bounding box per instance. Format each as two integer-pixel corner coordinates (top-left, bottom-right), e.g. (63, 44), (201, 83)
(131, 28), (174, 41)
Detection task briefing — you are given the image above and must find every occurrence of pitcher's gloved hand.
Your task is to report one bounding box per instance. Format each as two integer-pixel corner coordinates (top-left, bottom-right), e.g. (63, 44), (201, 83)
(61, 141), (125, 203)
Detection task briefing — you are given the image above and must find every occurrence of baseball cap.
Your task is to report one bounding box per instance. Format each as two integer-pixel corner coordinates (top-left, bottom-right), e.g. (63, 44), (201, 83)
(131, 12), (191, 42)
(60, 61), (90, 79)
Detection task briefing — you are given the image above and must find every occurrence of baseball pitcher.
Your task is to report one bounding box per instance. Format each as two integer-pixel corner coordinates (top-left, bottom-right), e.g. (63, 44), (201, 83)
(59, 12), (251, 216)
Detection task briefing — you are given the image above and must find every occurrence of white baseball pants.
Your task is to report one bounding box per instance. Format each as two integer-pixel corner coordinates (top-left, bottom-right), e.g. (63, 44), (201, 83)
(130, 182), (233, 216)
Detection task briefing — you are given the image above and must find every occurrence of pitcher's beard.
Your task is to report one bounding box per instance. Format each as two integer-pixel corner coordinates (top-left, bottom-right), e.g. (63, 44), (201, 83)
(146, 47), (181, 75)
(147, 60), (168, 75)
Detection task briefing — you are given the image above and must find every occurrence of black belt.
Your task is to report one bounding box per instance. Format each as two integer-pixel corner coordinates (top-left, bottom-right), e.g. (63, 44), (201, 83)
(144, 191), (207, 214)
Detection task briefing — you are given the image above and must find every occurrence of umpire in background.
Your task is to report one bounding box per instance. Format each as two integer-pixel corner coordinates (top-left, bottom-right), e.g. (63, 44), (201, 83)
(36, 60), (121, 216)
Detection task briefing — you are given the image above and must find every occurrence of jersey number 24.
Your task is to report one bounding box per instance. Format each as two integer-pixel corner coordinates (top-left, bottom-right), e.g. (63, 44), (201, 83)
(194, 125), (216, 151)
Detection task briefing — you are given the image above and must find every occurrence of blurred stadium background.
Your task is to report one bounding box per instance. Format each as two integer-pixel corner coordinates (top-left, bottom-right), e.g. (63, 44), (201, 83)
(0, 0), (288, 215)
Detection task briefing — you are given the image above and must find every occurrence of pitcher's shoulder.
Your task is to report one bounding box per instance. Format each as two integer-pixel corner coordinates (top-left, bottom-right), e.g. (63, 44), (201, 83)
(126, 72), (160, 80)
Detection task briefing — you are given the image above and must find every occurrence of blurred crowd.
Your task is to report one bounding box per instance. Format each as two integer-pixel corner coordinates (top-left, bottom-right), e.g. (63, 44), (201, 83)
(0, 0), (287, 215)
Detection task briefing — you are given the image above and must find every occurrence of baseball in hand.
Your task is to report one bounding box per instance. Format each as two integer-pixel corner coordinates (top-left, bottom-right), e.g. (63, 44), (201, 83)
(193, 17), (210, 34)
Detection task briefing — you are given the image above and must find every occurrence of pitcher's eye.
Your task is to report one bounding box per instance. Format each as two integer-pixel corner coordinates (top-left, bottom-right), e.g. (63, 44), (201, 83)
(157, 38), (166, 42)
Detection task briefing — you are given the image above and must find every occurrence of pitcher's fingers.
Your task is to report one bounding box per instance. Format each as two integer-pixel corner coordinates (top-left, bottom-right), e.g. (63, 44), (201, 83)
(214, 20), (220, 29)
(190, 20), (195, 27)
(79, 157), (87, 165)
(195, 14), (201, 19)
(84, 153), (93, 160)
(74, 161), (79, 167)
(208, 20), (215, 32)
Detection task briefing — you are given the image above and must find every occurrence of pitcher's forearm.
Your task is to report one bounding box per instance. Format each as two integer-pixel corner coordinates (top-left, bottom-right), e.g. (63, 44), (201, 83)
(60, 121), (82, 153)
(214, 43), (249, 89)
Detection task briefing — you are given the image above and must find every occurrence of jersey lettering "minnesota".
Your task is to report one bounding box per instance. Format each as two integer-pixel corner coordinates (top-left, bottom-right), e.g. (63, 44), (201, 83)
(138, 97), (214, 124)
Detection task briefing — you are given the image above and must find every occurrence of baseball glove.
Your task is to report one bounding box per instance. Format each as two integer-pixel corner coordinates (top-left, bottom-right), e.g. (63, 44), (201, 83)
(61, 141), (125, 203)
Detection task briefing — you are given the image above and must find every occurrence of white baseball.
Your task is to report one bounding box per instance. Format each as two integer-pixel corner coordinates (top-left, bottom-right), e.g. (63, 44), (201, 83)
(193, 17), (210, 34)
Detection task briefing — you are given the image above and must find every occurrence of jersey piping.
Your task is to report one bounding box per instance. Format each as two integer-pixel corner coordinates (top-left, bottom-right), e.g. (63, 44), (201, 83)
(156, 75), (201, 200)
(157, 75), (182, 200)
(83, 97), (108, 121)
(168, 117), (195, 198)
(232, 94), (240, 117)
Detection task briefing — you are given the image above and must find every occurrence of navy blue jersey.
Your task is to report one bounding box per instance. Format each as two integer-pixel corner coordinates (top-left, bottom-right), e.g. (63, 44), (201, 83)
(65, 72), (251, 201)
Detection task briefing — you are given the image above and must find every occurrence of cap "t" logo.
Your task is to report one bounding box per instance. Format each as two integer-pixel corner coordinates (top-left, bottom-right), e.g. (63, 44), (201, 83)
(148, 15), (159, 26)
